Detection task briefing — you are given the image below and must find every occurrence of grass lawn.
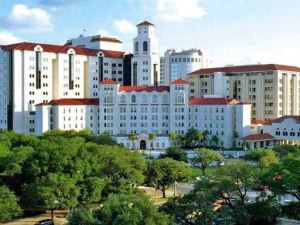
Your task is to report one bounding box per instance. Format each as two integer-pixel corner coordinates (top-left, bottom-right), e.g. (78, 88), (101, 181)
(191, 167), (218, 178)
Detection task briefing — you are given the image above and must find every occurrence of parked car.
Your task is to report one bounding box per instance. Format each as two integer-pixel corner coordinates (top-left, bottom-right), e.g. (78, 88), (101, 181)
(35, 219), (54, 225)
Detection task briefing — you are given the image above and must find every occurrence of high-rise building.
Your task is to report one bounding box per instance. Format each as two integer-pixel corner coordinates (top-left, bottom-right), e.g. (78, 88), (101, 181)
(188, 64), (300, 121)
(131, 21), (160, 86)
(160, 49), (203, 85)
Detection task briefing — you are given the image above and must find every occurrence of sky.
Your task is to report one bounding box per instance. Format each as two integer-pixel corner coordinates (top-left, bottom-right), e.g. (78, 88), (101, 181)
(0, 0), (300, 67)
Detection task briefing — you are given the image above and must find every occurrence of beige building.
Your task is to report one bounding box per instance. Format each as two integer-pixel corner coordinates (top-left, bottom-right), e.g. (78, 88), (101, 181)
(188, 64), (300, 121)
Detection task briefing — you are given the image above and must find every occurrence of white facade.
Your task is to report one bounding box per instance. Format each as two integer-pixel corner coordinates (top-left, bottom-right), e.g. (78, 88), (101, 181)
(0, 42), (125, 134)
(161, 49), (203, 85)
(131, 21), (160, 86)
(35, 79), (251, 149)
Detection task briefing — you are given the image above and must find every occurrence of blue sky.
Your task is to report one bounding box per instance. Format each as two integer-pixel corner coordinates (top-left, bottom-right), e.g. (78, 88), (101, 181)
(0, 0), (300, 66)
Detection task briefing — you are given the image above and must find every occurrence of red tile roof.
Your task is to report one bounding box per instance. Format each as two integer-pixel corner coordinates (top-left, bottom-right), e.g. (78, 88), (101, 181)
(119, 86), (169, 92)
(137, 21), (155, 26)
(189, 97), (236, 105)
(91, 37), (123, 43)
(1, 42), (124, 58)
(100, 79), (117, 84)
(36, 98), (99, 106)
(243, 133), (274, 141)
(188, 64), (300, 75)
(251, 119), (266, 125)
(171, 79), (189, 84)
(269, 116), (300, 124)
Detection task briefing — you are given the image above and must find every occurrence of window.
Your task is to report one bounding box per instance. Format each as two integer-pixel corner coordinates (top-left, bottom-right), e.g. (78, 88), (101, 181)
(152, 95), (157, 103)
(142, 95), (147, 104)
(131, 95), (136, 103)
(120, 95), (125, 104)
(36, 51), (42, 89)
(143, 41), (148, 52)
(69, 54), (74, 90)
(135, 41), (139, 52)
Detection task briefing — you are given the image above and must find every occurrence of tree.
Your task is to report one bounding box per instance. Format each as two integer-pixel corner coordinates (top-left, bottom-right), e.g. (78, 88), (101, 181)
(0, 186), (22, 222)
(233, 130), (239, 149)
(245, 149), (278, 171)
(95, 193), (175, 225)
(192, 148), (221, 175)
(182, 128), (203, 148)
(79, 177), (106, 205)
(148, 133), (157, 150)
(160, 179), (234, 225)
(23, 173), (80, 220)
(145, 158), (192, 198)
(161, 147), (188, 162)
(263, 153), (300, 201)
(68, 208), (100, 225)
(202, 130), (209, 146)
(211, 135), (219, 147)
(169, 132), (178, 147)
(128, 133), (138, 150)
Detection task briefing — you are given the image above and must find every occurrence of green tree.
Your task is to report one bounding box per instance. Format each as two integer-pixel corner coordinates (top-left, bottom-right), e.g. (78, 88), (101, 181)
(23, 173), (80, 220)
(68, 208), (100, 225)
(79, 177), (106, 205)
(245, 149), (278, 171)
(202, 130), (209, 146)
(161, 147), (188, 162)
(95, 193), (175, 225)
(148, 133), (157, 150)
(169, 132), (178, 147)
(233, 130), (239, 148)
(0, 186), (22, 222)
(129, 133), (138, 150)
(192, 148), (221, 175)
(160, 178), (234, 225)
(145, 158), (192, 198)
(210, 135), (219, 147)
(182, 128), (203, 148)
(263, 153), (300, 201)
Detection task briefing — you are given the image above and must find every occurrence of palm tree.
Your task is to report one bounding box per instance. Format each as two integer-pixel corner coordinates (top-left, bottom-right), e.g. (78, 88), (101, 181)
(211, 135), (219, 147)
(202, 130), (209, 146)
(233, 130), (239, 148)
(169, 132), (178, 147)
(129, 133), (138, 150)
(148, 133), (157, 150)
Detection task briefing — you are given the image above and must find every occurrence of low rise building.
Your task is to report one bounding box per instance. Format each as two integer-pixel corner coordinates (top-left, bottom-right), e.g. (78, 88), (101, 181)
(36, 79), (252, 150)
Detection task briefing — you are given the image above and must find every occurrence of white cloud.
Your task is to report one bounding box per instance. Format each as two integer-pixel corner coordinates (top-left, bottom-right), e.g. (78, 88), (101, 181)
(97, 29), (110, 37)
(155, 0), (206, 22)
(113, 20), (136, 34)
(0, 4), (52, 33)
(0, 31), (22, 45)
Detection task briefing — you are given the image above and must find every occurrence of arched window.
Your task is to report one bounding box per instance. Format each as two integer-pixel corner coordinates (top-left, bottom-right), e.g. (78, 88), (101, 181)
(163, 94), (169, 104)
(131, 95), (136, 103)
(152, 95), (157, 103)
(143, 41), (148, 52)
(142, 95), (147, 104)
(177, 95), (184, 103)
(135, 42), (139, 52)
(120, 95), (125, 104)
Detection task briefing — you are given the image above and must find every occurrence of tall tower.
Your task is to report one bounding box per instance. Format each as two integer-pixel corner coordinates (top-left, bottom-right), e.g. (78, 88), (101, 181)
(131, 21), (160, 86)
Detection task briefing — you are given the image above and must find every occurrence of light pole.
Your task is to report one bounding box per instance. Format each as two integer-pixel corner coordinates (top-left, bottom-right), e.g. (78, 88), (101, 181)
(173, 180), (177, 196)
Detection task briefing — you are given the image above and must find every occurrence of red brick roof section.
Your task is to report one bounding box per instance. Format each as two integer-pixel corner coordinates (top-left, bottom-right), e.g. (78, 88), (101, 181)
(189, 98), (235, 105)
(242, 133), (274, 141)
(36, 98), (99, 106)
(171, 79), (188, 84)
(100, 79), (117, 84)
(251, 119), (266, 125)
(188, 64), (300, 75)
(1, 42), (124, 58)
(91, 37), (123, 43)
(270, 115), (300, 124)
(119, 86), (170, 92)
